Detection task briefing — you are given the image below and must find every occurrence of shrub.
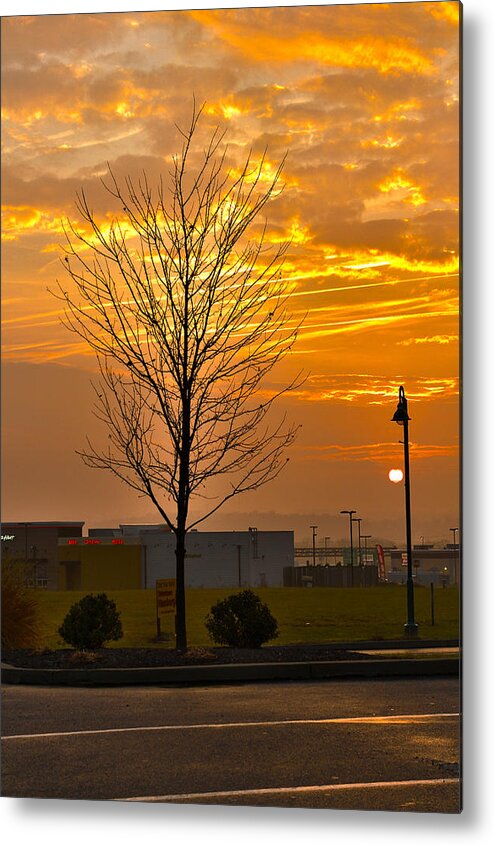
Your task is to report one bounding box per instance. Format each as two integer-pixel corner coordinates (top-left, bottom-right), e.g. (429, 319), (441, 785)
(1, 558), (43, 650)
(58, 593), (123, 649)
(205, 589), (279, 648)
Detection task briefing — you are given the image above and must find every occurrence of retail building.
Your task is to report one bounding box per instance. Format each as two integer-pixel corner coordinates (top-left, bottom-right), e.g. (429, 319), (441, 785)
(57, 524), (294, 590)
(1, 521), (84, 589)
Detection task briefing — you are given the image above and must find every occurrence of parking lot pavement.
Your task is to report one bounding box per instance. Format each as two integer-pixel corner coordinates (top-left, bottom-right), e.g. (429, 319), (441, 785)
(1, 677), (461, 812)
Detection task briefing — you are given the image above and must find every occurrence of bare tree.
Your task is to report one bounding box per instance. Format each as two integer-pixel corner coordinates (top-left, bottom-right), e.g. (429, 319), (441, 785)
(54, 107), (303, 650)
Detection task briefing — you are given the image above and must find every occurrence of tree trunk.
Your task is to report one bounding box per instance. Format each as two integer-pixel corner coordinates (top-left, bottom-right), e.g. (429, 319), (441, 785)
(174, 518), (187, 651)
(175, 396), (190, 651)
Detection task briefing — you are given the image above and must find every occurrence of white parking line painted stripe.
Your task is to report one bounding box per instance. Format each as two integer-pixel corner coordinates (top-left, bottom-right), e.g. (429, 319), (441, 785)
(2, 712), (459, 741)
(119, 778), (460, 803)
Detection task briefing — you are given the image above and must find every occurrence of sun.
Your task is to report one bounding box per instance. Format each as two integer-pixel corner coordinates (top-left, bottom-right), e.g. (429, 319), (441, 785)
(388, 468), (403, 483)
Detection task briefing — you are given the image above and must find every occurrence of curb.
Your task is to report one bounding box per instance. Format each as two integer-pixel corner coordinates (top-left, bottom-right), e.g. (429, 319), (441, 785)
(266, 639), (459, 651)
(1, 656), (459, 687)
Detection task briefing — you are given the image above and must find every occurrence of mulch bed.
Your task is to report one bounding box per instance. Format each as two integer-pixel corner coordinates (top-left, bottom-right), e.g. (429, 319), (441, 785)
(2, 644), (374, 670)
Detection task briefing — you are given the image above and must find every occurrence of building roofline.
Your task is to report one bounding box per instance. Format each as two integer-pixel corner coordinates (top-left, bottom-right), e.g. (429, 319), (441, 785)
(2, 521), (85, 527)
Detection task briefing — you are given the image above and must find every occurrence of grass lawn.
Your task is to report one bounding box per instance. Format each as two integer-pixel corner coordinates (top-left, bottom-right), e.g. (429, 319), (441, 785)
(33, 585), (460, 650)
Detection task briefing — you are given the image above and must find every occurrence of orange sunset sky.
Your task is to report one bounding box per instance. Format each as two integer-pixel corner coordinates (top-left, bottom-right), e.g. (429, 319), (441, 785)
(1, 2), (460, 544)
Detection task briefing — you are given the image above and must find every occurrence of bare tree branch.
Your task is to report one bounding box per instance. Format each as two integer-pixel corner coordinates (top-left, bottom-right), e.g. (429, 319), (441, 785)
(52, 105), (305, 649)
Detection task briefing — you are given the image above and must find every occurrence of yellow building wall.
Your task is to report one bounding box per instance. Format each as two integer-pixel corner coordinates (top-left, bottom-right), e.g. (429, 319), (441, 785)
(58, 545), (141, 590)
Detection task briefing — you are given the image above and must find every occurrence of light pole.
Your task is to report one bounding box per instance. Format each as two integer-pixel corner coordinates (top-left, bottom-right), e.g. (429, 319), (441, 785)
(30, 544), (38, 589)
(392, 385), (418, 638)
(340, 510), (356, 586)
(450, 527), (459, 585)
(361, 534), (372, 566)
(310, 525), (317, 568)
(235, 544), (242, 587)
(324, 536), (330, 565)
(353, 517), (362, 567)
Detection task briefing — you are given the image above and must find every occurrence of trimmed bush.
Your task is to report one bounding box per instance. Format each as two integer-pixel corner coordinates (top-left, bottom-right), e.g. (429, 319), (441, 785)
(58, 593), (123, 650)
(1, 558), (42, 649)
(205, 589), (279, 648)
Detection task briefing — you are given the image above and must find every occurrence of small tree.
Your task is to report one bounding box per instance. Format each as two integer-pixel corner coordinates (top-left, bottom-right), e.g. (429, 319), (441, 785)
(205, 589), (279, 648)
(55, 105), (303, 650)
(1, 557), (42, 650)
(58, 593), (123, 650)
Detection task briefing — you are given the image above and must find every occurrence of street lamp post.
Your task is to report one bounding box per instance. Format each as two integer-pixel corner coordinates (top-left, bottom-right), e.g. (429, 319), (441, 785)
(361, 534), (372, 566)
(310, 525), (317, 568)
(450, 527), (459, 585)
(392, 385), (418, 638)
(353, 517), (362, 567)
(30, 544), (38, 589)
(324, 536), (330, 565)
(340, 510), (356, 586)
(235, 544), (242, 587)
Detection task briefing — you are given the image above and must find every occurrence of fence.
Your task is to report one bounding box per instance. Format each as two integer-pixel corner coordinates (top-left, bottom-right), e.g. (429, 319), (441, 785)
(283, 564), (379, 588)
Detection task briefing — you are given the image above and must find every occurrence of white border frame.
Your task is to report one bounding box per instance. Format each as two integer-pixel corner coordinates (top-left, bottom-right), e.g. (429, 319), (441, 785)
(2, 0), (492, 841)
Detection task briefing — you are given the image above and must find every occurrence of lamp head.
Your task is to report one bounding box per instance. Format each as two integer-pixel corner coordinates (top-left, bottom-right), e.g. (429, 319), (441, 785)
(391, 385), (410, 425)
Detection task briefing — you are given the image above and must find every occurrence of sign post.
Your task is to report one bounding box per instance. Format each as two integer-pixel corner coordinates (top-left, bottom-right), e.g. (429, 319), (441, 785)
(155, 578), (176, 639)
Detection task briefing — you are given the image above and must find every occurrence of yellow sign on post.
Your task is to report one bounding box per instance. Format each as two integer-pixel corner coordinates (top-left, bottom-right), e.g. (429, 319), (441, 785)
(156, 578), (176, 638)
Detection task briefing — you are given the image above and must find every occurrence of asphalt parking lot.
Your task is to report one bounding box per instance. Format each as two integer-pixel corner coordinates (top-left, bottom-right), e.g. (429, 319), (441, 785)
(1, 676), (460, 812)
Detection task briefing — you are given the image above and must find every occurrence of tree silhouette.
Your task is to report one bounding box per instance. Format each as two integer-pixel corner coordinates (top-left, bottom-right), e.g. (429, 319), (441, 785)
(55, 106), (302, 650)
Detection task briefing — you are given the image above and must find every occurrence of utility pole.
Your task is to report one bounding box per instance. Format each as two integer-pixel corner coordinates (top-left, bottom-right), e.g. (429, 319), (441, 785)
(340, 510), (356, 586)
(235, 544), (242, 587)
(353, 517), (362, 567)
(361, 534), (372, 566)
(31, 544), (38, 589)
(324, 536), (330, 565)
(310, 525), (318, 567)
(450, 527), (459, 585)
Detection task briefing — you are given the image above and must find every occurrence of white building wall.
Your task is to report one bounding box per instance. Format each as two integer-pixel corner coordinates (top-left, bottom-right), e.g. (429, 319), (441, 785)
(388, 549), (459, 586)
(137, 529), (293, 589)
